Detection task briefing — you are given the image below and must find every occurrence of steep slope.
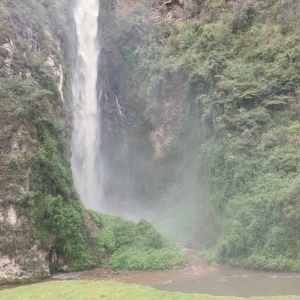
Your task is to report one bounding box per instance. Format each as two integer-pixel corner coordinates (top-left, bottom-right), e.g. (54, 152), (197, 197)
(100, 0), (300, 270)
(0, 0), (186, 284)
(0, 0), (101, 283)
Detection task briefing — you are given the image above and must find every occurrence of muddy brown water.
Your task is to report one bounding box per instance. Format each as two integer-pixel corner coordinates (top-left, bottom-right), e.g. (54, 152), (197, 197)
(66, 243), (217, 285)
(3, 244), (300, 297)
(153, 266), (300, 298)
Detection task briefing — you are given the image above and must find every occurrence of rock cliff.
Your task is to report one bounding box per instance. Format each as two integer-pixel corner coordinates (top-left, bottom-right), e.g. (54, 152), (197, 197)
(0, 0), (186, 283)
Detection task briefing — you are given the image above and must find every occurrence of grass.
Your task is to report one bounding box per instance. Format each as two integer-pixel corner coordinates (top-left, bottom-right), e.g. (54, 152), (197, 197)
(1, 281), (300, 300)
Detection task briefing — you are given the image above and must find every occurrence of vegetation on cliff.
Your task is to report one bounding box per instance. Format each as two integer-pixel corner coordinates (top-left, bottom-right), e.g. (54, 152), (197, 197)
(4, 0), (300, 284)
(105, 0), (300, 271)
(0, 0), (100, 281)
(0, 0), (185, 284)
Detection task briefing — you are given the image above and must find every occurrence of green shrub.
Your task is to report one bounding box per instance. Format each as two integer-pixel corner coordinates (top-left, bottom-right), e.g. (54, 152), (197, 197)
(89, 211), (187, 270)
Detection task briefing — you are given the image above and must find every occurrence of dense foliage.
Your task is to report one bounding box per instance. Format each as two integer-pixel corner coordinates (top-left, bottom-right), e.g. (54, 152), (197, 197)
(89, 211), (187, 270)
(109, 0), (300, 270)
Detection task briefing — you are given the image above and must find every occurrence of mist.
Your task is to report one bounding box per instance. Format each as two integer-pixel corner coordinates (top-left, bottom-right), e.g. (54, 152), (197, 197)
(69, 0), (216, 250)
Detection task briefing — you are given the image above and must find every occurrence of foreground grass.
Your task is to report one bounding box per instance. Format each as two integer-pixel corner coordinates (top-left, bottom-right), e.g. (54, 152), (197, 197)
(1, 281), (300, 300)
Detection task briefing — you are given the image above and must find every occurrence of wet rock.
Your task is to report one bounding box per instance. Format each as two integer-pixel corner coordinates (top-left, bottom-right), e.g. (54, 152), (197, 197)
(59, 265), (68, 272)
(111, 271), (119, 275)
(0, 244), (49, 281)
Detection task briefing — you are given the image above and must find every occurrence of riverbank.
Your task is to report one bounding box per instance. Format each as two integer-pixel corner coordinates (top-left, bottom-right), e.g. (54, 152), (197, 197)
(52, 243), (217, 285)
(1, 280), (300, 300)
(0, 244), (214, 292)
(0, 243), (213, 292)
(2, 246), (300, 298)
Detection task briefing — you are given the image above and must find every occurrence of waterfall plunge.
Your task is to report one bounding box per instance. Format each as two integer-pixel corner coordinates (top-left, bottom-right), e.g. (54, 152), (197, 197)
(71, 0), (102, 210)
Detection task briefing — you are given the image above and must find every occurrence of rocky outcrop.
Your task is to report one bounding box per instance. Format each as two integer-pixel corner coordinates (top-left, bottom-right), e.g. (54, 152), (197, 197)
(0, 0), (69, 284)
(115, 0), (185, 21)
(0, 203), (18, 226)
(0, 245), (49, 284)
(97, 48), (158, 218)
(45, 54), (65, 102)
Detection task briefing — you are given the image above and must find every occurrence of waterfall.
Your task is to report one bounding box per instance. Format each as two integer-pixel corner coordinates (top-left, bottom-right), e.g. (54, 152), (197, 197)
(71, 0), (102, 210)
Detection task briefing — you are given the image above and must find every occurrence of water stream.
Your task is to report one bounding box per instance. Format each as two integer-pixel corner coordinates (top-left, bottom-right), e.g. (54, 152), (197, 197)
(71, 0), (103, 210)
(153, 266), (300, 298)
(52, 244), (300, 298)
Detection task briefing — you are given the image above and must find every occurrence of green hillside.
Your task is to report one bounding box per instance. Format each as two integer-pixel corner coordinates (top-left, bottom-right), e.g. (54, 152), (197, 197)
(107, 0), (300, 271)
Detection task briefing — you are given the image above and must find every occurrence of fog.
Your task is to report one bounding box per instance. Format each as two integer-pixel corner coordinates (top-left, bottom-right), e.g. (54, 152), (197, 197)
(70, 0), (216, 247)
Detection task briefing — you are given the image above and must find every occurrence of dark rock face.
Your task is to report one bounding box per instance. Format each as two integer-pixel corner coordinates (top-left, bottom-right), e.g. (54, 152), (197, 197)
(97, 48), (157, 219)
(0, 0), (83, 283)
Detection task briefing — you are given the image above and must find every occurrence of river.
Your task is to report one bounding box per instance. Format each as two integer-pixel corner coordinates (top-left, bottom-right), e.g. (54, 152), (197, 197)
(2, 244), (300, 297)
(54, 244), (300, 297)
(153, 265), (300, 297)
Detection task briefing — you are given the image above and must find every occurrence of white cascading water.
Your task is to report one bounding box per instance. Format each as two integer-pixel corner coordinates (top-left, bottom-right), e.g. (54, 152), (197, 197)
(71, 0), (102, 210)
